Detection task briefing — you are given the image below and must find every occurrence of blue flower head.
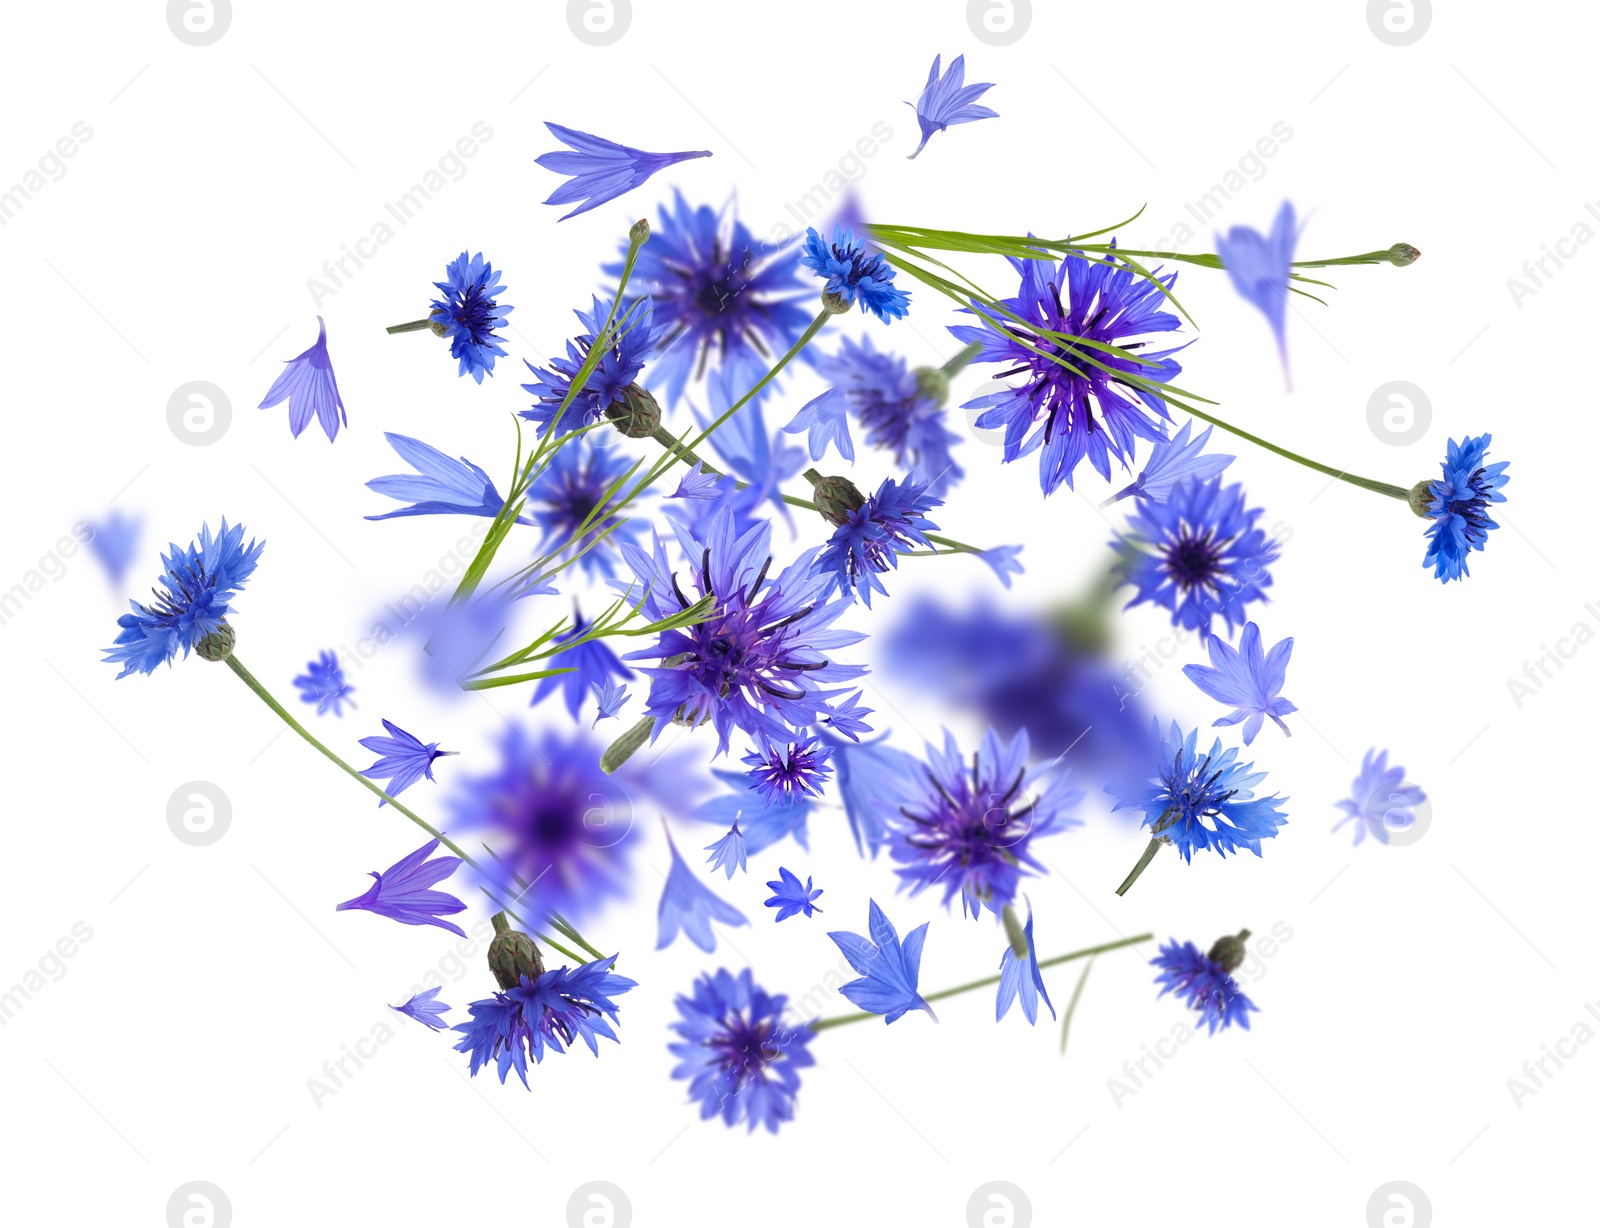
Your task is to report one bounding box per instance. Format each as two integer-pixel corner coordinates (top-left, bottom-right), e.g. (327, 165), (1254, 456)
(525, 436), (645, 580)
(358, 718), (454, 804)
(1152, 935), (1257, 1034)
(816, 474), (941, 606)
(950, 247), (1185, 496)
(104, 518), (263, 678)
(800, 226), (910, 323)
(1114, 477), (1279, 636)
(669, 968), (816, 1133)
(295, 650), (355, 716)
(1215, 202), (1298, 382)
(391, 986), (451, 1032)
(537, 122), (711, 220)
(1182, 622), (1296, 745)
(658, 826), (748, 952)
(521, 295), (666, 433)
(1420, 433), (1510, 582)
(1333, 748), (1426, 846)
(907, 53), (998, 159)
(430, 251), (512, 382)
(260, 317), (346, 441)
(336, 839), (467, 937)
(366, 433), (518, 522)
(742, 734), (833, 806)
(828, 899), (936, 1023)
(764, 867), (823, 921)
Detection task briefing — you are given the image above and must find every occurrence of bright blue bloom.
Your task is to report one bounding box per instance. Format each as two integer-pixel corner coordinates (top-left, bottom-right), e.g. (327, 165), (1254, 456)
(1110, 720), (1288, 863)
(103, 519), (262, 678)
(820, 728), (918, 857)
(366, 433), (520, 521)
(536, 122), (711, 220)
(1152, 939), (1257, 1034)
(783, 386), (855, 463)
(1333, 748), (1427, 846)
(1182, 622), (1296, 745)
(669, 968), (816, 1132)
(814, 337), (964, 496)
(617, 504), (868, 754)
(259, 317), (346, 441)
(336, 838), (467, 937)
(1215, 202), (1297, 382)
(765, 867), (824, 921)
(1114, 477), (1279, 636)
(1421, 433), (1510, 582)
(691, 770), (814, 855)
(430, 251), (512, 382)
(358, 718), (455, 804)
(610, 191), (811, 407)
(1105, 419), (1234, 505)
(294, 650), (355, 716)
(743, 735), (833, 805)
(950, 247), (1185, 496)
(704, 821), (747, 878)
(828, 899), (936, 1024)
(907, 53), (997, 159)
(591, 678), (630, 727)
(87, 511), (141, 586)
(529, 607), (633, 720)
(816, 475), (941, 606)
(521, 294), (665, 433)
(526, 436), (644, 580)
(800, 226), (911, 322)
(995, 901), (1055, 1025)
(671, 462), (723, 501)
(453, 956), (636, 1086)
(391, 986), (451, 1031)
(658, 827), (749, 951)
(978, 544), (1025, 589)
(886, 727), (1082, 918)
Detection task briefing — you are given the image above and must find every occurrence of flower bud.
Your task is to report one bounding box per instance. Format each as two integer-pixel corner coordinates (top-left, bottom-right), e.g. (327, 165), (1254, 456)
(196, 622), (236, 663)
(1206, 929), (1251, 973)
(427, 312), (448, 338)
(1406, 480), (1437, 519)
(629, 218), (651, 246)
(913, 366), (950, 408)
(804, 469), (865, 526)
(488, 914), (544, 989)
(821, 290), (853, 315)
(605, 383), (662, 438)
(1386, 242), (1422, 267)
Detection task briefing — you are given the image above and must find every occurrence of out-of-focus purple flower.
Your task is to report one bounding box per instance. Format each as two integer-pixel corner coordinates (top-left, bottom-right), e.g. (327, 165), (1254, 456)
(529, 607), (633, 721)
(1333, 748), (1427, 846)
(591, 678), (630, 727)
(996, 900), (1055, 1025)
(525, 436), (644, 580)
(1182, 622), (1296, 744)
(783, 387), (855, 463)
(366, 433), (521, 522)
(977, 544), (1024, 589)
(764, 867), (823, 921)
(259, 317), (346, 441)
(430, 251), (512, 382)
(391, 986), (451, 1031)
(86, 511), (141, 586)
(521, 295), (665, 433)
(294, 650), (355, 716)
(536, 122), (711, 221)
(1215, 202), (1297, 383)
(336, 839), (467, 937)
(671, 462), (723, 501)
(816, 475), (941, 607)
(454, 956), (636, 1085)
(1104, 420), (1234, 506)
(358, 718), (454, 805)
(692, 770), (813, 855)
(704, 820), (747, 879)
(828, 899), (935, 1023)
(907, 53), (998, 159)
(800, 226), (910, 322)
(1152, 936), (1257, 1034)
(742, 735), (833, 806)
(820, 729), (919, 857)
(658, 826), (748, 952)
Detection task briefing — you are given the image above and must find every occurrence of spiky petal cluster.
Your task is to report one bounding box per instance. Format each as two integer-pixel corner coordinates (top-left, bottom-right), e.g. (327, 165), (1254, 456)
(104, 519), (264, 678)
(816, 475), (941, 606)
(1421, 433), (1510, 582)
(800, 226), (910, 322)
(521, 295), (665, 432)
(742, 735), (833, 805)
(906, 53), (998, 159)
(1152, 939), (1257, 1033)
(430, 251), (512, 382)
(950, 249), (1185, 496)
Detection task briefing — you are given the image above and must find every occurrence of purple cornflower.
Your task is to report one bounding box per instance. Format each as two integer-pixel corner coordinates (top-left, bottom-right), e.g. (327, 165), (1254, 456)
(525, 436), (645, 580)
(430, 251), (512, 382)
(742, 735), (833, 805)
(1420, 433), (1510, 582)
(828, 899), (936, 1023)
(815, 475), (941, 606)
(259, 317), (346, 441)
(358, 719), (454, 804)
(1182, 622), (1296, 744)
(764, 867), (823, 921)
(294, 650), (355, 716)
(1333, 748), (1427, 846)
(336, 839), (467, 937)
(1215, 202), (1298, 384)
(529, 607), (633, 720)
(538, 123), (710, 219)
(521, 295), (665, 433)
(391, 986), (451, 1031)
(800, 226), (910, 322)
(907, 53), (998, 159)
(1152, 936), (1257, 1034)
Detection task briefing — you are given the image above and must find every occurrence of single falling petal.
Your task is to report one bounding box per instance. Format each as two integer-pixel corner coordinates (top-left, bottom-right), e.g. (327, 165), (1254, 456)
(366, 433), (517, 521)
(906, 53), (998, 159)
(358, 718), (455, 804)
(827, 899), (936, 1023)
(657, 826), (748, 951)
(671, 462), (724, 501)
(977, 544), (1024, 590)
(1105, 420), (1235, 505)
(337, 839), (468, 937)
(995, 901), (1056, 1025)
(1181, 622), (1297, 744)
(391, 986), (452, 1031)
(783, 387), (856, 463)
(536, 122), (711, 220)
(86, 511), (142, 586)
(259, 317), (347, 441)
(763, 867), (824, 922)
(1215, 201), (1298, 385)
(1332, 748), (1427, 846)
(704, 820), (748, 879)
(591, 678), (631, 727)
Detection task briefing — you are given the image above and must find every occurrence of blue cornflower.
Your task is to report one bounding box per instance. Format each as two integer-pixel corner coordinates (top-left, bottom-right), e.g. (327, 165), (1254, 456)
(658, 826), (748, 952)
(669, 969), (816, 1133)
(907, 53), (998, 159)
(537, 122), (711, 220)
(294, 650), (355, 716)
(950, 247), (1185, 496)
(1114, 477), (1280, 636)
(1420, 433), (1510, 582)
(978, 544), (1025, 589)
(815, 475), (941, 606)
(1215, 202), (1298, 383)
(1333, 748), (1427, 846)
(764, 867), (824, 921)
(996, 900), (1055, 1025)
(529, 607), (633, 720)
(366, 433), (520, 522)
(103, 519), (263, 678)
(783, 387), (855, 463)
(391, 986), (452, 1032)
(1182, 622), (1296, 745)
(453, 956), (636, 1086)
(358, 718), (455, 805)
(617, 505), (868, 754)
(704, 820), (747, 879)
(820, 728), (918, 857)
(260, 317), (347, 441)
(525, 436), (645, 580)
(800, 226), (910, 322)
(887, 727), (1082, 919)
(1110, 720), (1288, 864)
(86, 511), (141, 586)
(742, 735), (834, 806)
(522, 295), (665, 433)
(336, 838), (467, 937)
(814, 337), (965, 495)
(828, 899), (936, 1024)
(1104, 420), (1234, 506)
(1152, 936), (1257, 1034)
(591, 678), (630, 727)
(429, 251), (511, 382)
(609, 191), (811, 406)
(692, 770), (814, 855)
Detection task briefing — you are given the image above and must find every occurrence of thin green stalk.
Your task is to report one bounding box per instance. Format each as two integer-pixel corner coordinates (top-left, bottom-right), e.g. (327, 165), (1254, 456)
(1180, 405), (1411, 501)
(808, 933), (1151, 1032)
(386, 318), (436, 334)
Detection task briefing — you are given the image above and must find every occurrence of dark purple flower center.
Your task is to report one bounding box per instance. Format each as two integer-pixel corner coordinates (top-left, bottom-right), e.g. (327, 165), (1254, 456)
(709, 1012), (783, 1090)
(1164, 529), (1225, 591)
(1432, 468), (1494, 538)
(447, 280), (499, 345)
(900, 755), (1030, 873)
(1160, 753), (1235, 827)
(668, 551), (821, 705)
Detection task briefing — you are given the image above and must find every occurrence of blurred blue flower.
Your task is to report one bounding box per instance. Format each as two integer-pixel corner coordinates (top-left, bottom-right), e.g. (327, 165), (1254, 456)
(691, 770), (813, 855)
(686, 369), (807, 531)
(817, 474), (941, 606)
(783, 386), (855, 463)
(86, 511), (141, 586)
(1333, 748), (1427, 846)
(430, 251), (512, 382)
(536, 122), (710, 220)
(1215, 202), (1297, 383)
(671, 462), (722, 501)
(591, 678), (630, 727)
(358, 718), (454, 804)
(390, 986), (451, 1032)
(764, 867), (823, 921)
(522, 294), (664, 433)
(1182, 622), (1296, 744)
(1152, 938), (1256, 1034)
(743, 735), (833, 806)
(669, 968), (815, 1132)
(977, 544), (1024, 589)
(995, 901), (1055, 1025)
(658, 827), (748, 952)
(295, 650), (355, 716)
(1105, 419), (1234, 505)
(828, 900), (936, 1024)
(526, 436), (644, 579)
(259, 317), (346, 441)
(800, 225), (910, 322)
(529, 607), (633, 720)
(704, 820), (747, 879)
(366, 433), (519, 521)
(1421, 433), (1510, 583)
(907, 53), (998, 159)
(336, 838), (466, 937)
(820, 729), (918, 857)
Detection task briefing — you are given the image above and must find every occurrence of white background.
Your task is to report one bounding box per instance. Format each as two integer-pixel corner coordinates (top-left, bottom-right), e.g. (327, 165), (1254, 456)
(0, 2), (1592, 1226)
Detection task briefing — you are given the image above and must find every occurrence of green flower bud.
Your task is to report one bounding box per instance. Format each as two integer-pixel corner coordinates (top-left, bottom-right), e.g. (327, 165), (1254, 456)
(196, 622), (236, 663)
(1386, 243), (1422, 267)
(1206, 929), (1252, 973)
(821, 290), (853, 315)
(629, 218), (651, 246)
(605, 383), (662, 438)
(427, 312), (448, 338)
(804, 469), (865, 526)
(488, 914), (544, 989)
(1406, 480), (1437, 519)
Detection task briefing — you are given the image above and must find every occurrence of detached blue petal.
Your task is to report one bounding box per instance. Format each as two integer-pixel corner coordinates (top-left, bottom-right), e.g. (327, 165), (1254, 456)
(907, 54), (998, 159)
(764, 867), (824, 921)
(337, 839), (467, 937)
(1181, 622), (1296, 744)
(1215, 201), (1298, 383)
(658, 827), (748, 951)
(827, 899), (936, 1023)
(537, 123), (711, 220)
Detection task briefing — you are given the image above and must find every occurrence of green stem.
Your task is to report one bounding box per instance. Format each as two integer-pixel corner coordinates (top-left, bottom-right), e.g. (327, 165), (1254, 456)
(940, 340), (982, 376)
(1181, 406), (1411, 501)
(550, 912), (607, 962)
(807, 932), (1152, 1031)
(1115, 838), (1164, 897)
(385, 318), (436, 335)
